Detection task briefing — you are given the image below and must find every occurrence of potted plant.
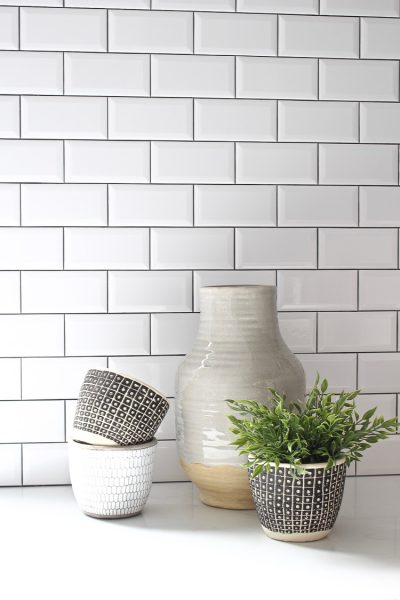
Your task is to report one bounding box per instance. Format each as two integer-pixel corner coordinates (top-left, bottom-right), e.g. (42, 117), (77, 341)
(227, 376), (398, 542)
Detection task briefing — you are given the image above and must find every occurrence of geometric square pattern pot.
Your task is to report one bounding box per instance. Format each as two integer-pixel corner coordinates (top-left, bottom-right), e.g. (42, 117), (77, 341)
(68, 438), (157, 519)
(72, 369), (169, 446)
(249, 459), (347, 542)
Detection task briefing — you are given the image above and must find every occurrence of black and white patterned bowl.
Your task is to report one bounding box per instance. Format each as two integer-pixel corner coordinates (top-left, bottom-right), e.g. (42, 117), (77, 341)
(249, 458), (347, 542)
(72, 368), (169, 446)
(68, 438), (157, 519)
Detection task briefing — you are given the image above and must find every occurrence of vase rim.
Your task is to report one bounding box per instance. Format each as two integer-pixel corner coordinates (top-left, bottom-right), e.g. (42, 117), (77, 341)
(68, 438), (158, 451)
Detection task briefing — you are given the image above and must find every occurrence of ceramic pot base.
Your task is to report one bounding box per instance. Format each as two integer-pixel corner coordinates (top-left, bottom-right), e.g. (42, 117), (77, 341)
(262, 526), (331, 543)
(181, 459), (255, 510)
(84, 510), (142, 520)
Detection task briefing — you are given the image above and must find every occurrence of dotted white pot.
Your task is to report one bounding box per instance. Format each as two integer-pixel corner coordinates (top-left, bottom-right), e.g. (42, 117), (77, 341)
(68, 439), (157, 519)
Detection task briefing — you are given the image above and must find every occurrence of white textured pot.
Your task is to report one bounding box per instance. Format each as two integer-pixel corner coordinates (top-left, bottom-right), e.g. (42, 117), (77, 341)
(68, 439), (157, 519)
(176, 285), (305, 510)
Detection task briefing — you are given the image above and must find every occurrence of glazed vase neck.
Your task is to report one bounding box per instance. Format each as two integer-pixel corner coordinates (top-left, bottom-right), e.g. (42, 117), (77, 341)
(197, 286), (280, 342)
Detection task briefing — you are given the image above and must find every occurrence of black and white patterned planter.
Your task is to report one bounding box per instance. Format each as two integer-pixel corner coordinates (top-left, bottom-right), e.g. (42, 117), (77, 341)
(249, 459), (346, 542)
(72, 368), (169, 446)
(68, 439), (157, 519)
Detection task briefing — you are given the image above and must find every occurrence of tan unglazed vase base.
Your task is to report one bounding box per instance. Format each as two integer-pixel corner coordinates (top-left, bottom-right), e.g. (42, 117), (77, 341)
(180, 459), (255, 510)
(262, 527), (332, 543)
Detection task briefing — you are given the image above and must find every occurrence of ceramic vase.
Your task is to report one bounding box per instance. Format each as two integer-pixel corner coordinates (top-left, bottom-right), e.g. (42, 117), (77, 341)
(68, 439), (157, 519)
(176, 285), (306, 510)
(249, 459), (347, 542)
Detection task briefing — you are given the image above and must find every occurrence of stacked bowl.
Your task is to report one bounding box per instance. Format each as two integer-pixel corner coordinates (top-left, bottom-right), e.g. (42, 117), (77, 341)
(68, 368), (169, 519)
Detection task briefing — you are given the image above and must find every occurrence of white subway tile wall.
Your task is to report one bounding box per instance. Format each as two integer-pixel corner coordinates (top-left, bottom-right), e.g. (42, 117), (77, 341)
(0, 1), (399, 485)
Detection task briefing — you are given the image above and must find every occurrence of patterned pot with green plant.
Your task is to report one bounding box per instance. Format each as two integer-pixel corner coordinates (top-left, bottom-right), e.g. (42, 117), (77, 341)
(227, 376), (398, 542)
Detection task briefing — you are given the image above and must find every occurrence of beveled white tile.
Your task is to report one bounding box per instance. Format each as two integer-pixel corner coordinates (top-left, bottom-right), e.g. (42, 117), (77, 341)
(21, 184), (107, 226)
(195, 99), (276, 142)
(319, 229), (398, 269)
(0, 228), (62, 270)
(297, 353), (357, 392)
(318, 312), (397, 352)
(278, 185), (358, 226)
(0, 401), (64, 443)
(151, 55), (234, 98)
(108, 356), (183, 398)
(237, 57), (318, 99)
(278, 270), (357, 311)
(360, 186), (400, 226)
(151, 313), (199, 355)
(195, 185), (276, 226)
(109, 9), (192, 53)
(0, 273), (20, 313)
(360, 103), (400, 143)
(238, 0), (318, 13)
(0, 0), (62, 4)
(319, 59), (399, 101)
(357, 437), (400, 475)
(152, 0), (234, 8)
(278, 312), (316, 353)
(237, 143), (317, 184)
(195, 12), (277, 56)
(22, 357), (107, 400)
(0, 140), (63, 183)
(0, 359), (21, 400)
(22, 271), (107, 313)
(65, 141), (150, 184)
(153, 440), (188, 482)
(0, 96), (19, 137)
(236, 228), (317, 269)
(356, 394), (397, 422)
(109, 98), (192, 141)
(64, 228), (149, 270)
(359, 271), (400, 310)
(151, 228), (233, 270)
(359, 353), (400, 393)
(109, 184), (192, 226)
(319, 144), (398, 185)
(20, 7), (107, 51)
(21, 96), (107, 139)
(361, 17), (400, 59)
(193, 270), (276, 311)
(0, 445), (21, 486)
(65, 53), (149, 96)
(109, 271), (192, 312)
(65, 314), (150, 356)
(0, 51), (63, 94)
(66, 0), (149, 5)
(0, 184), (20, 225)
(279, 15), (359, 58)
(320, 0), (399, 16)
(278, 101), (358, 142)
(23, 443), (70, 485)
(0, 315), (64, 357)
(0, 8), (19, 49)
(152, 142), (234, 184)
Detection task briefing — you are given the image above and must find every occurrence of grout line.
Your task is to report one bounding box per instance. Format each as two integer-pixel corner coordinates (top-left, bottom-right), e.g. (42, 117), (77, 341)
(275, 185), (278, 226)
(192, 11), (195, 54)
(192, 98), (195, 140)
(106, 270), (109, 313)
(233, 142), (236, 183)
(357, 186), (360, 226)
(192, 184), (195, 225)
(20, 444), (23, 486)
(106, 9), (109, 53)
(149, 54), (152, 96)
(63, 400), (67, 442)
(358, 17), (361, 58)
(276, 14), (279, 56)
(315, 311), (318, 352)
(317, 58), (320, 100)
(63, 314), (66, 356)
(17, 7), (20, 50)
(191, 270), (194, 311)
(19, 271), (22, 313)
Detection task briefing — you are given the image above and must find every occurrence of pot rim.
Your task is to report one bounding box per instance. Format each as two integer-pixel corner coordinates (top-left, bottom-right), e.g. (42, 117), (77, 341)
(249, 456), (346, 470)
(85, 367), (169, 405)
(68, 438), (158, 451)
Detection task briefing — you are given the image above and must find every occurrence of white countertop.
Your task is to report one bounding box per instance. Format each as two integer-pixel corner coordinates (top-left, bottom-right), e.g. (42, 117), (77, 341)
(0, 477), (399, 600)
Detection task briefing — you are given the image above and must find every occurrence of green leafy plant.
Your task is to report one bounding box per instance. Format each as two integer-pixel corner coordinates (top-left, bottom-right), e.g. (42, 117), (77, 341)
(226, 375), (398, 477)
